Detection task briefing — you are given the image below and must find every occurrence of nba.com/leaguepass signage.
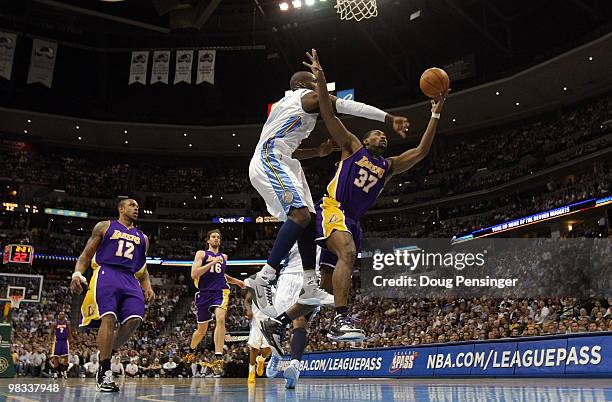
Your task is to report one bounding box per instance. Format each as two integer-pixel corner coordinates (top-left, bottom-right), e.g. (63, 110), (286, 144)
(276, 333), (611, 378)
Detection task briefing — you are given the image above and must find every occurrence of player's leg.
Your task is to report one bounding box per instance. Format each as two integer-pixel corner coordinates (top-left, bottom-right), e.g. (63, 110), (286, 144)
(324, 228), (364, 340)
(248, 347), (258, 383)
(97, 314), (119, 388)
(284, 316), (308, 389)
(191, 290), (214, 350)
(212, 306), (227, 357)
(190, 322), (210, 349)
(258, 347), (271, 376)
(247, 158), (329, 314)
(113, 317), (142, 349)
(211, 289), (230, 376)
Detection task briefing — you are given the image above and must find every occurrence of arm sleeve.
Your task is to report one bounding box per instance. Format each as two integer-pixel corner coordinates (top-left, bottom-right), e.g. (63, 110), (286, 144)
(335, 98), (387, 122)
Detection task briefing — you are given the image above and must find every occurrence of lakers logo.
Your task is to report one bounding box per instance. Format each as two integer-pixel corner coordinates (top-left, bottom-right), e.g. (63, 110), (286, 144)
(87, 305), (95, 316)
(328, 214), (339, 224)
(0, 357), (9, 373)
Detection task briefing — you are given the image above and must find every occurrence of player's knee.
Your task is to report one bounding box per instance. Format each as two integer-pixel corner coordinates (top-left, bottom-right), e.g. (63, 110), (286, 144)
(215, 311), (226, 324)
(293, 317), (307, 329)
(124, 317), (141, 330)
(289, 207), (311, 226)
(337, 243), (357, 263)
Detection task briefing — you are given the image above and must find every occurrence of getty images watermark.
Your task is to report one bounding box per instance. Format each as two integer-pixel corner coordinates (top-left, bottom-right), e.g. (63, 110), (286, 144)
(371, 248), (518, 290)
(360, 238), (610, 298)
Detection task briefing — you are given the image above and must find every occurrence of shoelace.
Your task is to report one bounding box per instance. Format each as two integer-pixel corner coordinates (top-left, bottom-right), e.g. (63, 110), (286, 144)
(264, 284), (274, 305)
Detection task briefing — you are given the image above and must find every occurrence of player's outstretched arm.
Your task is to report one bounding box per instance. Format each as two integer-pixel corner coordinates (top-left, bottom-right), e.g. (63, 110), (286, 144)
(303, 49), (361, 156)
(70, 220), (109, 294)
(387, 92), (448, 177)
(292, 139), (339, 160)
(226, 275), (246, 289)
(301, 87), (409, 138)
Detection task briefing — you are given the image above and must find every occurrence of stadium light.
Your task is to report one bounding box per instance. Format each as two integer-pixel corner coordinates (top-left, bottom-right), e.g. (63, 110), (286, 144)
(279, 2), (289, 10)
(292, 0), (302, 8)
(306, 0), (315, 5)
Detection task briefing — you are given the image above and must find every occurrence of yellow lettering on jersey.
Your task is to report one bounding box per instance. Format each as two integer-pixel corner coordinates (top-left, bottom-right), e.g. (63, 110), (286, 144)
(355, 156), (385, 179)
(109, 230), (141, 244)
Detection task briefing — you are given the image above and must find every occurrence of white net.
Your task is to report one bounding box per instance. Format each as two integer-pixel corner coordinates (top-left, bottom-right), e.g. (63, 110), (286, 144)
(9, 295), (22, 309)
(336, 0), (378, 21)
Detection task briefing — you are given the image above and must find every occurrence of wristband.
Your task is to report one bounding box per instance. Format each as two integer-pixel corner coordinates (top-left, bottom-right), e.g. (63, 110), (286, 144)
(72, 271), (86, 282)
(431, 112), (441, 120)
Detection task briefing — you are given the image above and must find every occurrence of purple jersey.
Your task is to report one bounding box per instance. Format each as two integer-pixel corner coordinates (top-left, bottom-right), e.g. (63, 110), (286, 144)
(55, 319), (69, 341)
(92, 220), (147, 274)
(194, 250), (228, 291)
(325, 147), (390, 220)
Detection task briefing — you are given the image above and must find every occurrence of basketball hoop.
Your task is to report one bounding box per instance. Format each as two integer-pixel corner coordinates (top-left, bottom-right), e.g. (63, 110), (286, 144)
(9, 295), (22, 309)
(336, 0), (378, 21)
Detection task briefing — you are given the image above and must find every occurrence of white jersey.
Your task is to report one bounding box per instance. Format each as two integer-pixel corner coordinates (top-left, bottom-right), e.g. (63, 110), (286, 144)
(254, 89), (318, 158)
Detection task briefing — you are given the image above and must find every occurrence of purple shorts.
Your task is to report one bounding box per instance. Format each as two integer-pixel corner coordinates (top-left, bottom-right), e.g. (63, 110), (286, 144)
(52, 340), (69, 357)
(315, 200), (363, 269)
(80, 265), (145, 328)
(195, 289), (230, 323)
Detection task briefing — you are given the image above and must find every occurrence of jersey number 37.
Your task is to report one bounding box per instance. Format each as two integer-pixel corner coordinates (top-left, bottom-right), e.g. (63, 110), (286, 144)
(354, 168), (379, 193)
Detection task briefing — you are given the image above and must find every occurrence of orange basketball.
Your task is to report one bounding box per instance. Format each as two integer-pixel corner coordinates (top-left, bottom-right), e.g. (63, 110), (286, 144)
(420, 68), (450, 98)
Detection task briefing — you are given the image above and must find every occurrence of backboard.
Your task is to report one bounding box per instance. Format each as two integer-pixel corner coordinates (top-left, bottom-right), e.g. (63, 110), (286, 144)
(0, 273), (43, 303)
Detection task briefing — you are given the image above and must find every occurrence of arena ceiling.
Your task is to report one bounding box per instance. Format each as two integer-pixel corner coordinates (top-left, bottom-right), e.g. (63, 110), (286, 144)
(1, 31), (611, 155)
(2, 0), (611, 78)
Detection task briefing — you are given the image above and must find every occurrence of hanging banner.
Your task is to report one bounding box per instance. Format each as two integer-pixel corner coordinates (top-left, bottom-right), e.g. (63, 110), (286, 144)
(26, 39), (57, 88)
(128, 51), (149, 85)
(151, 50), (170, 84)
(0, 31), (17, 81)
(174, 50), (193, 84)
(196, 49), (216, 85)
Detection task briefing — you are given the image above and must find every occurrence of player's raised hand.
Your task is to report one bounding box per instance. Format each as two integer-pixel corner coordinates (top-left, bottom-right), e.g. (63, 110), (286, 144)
(431, 88), (450, 114)
(390, 115), (410, 138)
(303, 49), (323, 78)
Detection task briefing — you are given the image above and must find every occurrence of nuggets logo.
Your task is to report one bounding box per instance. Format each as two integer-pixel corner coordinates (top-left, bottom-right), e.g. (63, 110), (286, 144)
(0, 357), (8, 373)
(389, 351), (418, 373)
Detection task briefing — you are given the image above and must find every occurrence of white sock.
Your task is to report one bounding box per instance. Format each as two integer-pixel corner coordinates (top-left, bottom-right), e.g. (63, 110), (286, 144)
(249, 364), (256, 373)
(290, 359), (300, 368)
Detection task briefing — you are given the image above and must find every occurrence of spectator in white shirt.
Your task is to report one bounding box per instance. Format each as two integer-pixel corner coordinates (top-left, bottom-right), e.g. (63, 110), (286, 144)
(111, 356), (124, 377)
(125, 360), (139, 378)
(83, 356), (99, 378)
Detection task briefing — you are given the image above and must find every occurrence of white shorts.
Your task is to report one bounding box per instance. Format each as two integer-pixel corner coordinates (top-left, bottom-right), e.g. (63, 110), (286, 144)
(249, 154), (315, 221)
(248, 316), (271, 349)
(274, 272), (304, 315)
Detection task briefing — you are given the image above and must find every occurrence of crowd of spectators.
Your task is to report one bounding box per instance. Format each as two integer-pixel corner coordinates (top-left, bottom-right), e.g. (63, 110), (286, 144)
(4, 89), (612, 379)
(11, 270), (611, 378)
(2, 92), (610, 218)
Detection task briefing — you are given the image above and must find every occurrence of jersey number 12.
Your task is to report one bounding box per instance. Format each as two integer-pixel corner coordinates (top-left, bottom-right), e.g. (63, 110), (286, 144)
(116, 240), (135, 260)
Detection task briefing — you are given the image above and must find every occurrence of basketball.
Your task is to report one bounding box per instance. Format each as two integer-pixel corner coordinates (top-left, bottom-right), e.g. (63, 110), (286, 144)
(420, 67), (450, 98)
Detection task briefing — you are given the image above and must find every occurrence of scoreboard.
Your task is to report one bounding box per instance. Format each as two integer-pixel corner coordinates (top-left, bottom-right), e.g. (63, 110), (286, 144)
(2, 244), (34, 265)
